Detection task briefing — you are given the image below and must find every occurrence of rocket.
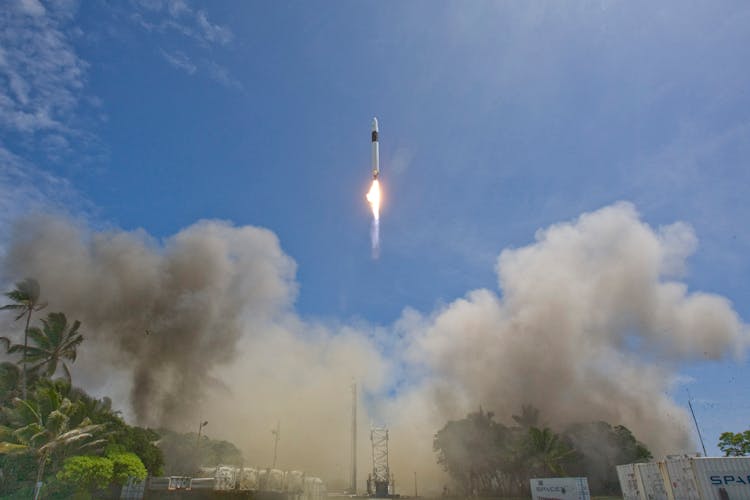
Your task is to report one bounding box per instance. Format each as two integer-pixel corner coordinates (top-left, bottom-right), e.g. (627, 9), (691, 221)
(371, 117), (379, 180)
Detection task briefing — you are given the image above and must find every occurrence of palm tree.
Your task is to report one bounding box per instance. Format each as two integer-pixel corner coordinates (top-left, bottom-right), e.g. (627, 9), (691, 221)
(1, 278), (46, 399)
(512, 404), (541, 428)
(10, 312), (84, 382)
(0, 383), (107, 499)
(523, 427), (576, 476)
(0, 361), (40, 406)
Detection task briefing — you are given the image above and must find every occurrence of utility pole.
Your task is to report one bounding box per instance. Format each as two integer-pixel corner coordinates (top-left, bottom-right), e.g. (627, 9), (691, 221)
(197, 420), (209, 447)
(272, 420), (280, 468)
(414, 472), (418, 498)
(351, 382), (357, 494)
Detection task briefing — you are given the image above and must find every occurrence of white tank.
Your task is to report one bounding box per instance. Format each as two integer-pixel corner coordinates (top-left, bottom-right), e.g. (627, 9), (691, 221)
(259, 468), (285, 492)
(214, 466), (237, 491)
(239, 467), (259, 490)
(286, 470), (305, 493)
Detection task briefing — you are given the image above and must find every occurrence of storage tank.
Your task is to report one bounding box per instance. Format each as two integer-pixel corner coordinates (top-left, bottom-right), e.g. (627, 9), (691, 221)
(259, 468), (285, 491)
(303, 476), (326, 500)
(689, 457), (750, 500)
(286, 470), (306, 493)
(239, 467), (259, 490)
(214, 465), (237, 491)
(617, 463), (644, 500)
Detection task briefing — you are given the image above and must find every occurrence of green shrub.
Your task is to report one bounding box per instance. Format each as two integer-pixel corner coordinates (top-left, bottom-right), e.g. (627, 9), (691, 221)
(56, 455), (113, 493)
(108, 451), (147, 485)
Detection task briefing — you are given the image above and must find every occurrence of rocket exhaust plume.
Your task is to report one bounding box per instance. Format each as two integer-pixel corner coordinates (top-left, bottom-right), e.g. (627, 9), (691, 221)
(367, 180), (381, 258)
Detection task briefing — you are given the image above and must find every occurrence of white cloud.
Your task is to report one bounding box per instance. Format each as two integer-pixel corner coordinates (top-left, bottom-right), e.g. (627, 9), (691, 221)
(160, 48), (197, 74)
(131, 0), (233, 46)
(18, 0), (46, 17)
(0, 2), (86, 135)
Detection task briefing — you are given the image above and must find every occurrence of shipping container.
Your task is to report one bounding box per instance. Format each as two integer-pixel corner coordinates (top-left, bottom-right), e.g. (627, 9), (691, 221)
(636, 462), (669, 500)
(662, 458), (701, 500)
(618, 464), (643, 500)
(690, 457), (750, 500)
(529, 477), (591, 500)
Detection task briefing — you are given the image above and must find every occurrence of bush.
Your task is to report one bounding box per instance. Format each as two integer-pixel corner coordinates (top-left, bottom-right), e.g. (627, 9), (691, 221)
(108, 452), (147, 485)
(56, 455), (113, 493)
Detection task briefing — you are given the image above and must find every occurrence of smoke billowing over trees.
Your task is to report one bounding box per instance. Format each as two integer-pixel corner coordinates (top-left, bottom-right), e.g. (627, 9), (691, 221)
(433, 407), (652, 496)
(1, 203), (747, 490)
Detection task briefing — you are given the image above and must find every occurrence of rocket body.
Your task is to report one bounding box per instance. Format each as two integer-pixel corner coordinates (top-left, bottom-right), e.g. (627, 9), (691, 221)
(371, 117), (379, 179)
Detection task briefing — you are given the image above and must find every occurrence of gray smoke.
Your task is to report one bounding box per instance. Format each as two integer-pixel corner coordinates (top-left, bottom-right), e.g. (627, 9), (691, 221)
(1, 203), (747, 491)
(1, 214), (297, 427)
(381, 202), (747, 476)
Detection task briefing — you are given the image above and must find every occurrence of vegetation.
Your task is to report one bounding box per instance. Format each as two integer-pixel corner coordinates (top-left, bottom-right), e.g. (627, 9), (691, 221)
(434, 407), (652, 497)
(1, 278), (46, 399)
(718, 429), (750, 456)
(0, 281), (162, 498)
(157, 428), (243, 475)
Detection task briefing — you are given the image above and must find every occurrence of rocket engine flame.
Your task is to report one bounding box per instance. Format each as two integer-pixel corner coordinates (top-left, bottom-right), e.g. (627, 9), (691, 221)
(366, 179), (381, 220)
(366, 179), (381, 257)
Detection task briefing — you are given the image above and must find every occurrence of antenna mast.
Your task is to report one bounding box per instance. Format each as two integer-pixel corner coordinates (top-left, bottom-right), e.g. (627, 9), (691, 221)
(687, 391), (708, 457)
(351, 382), (357, 494)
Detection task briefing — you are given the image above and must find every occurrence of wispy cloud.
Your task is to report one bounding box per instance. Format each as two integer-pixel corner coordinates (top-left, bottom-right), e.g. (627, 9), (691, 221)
(160, 48), (197, 74)
(0, 0), (100, 250)
(204, 60), (242, 90)
(131, 0), (233, 46)
(129, 0), (239, 88)
(0, 2), (87, 136)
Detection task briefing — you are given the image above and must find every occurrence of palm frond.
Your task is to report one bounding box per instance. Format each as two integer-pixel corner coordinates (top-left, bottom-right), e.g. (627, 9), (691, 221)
(0, 303), (25, 311)
(0, 442), (28, 454)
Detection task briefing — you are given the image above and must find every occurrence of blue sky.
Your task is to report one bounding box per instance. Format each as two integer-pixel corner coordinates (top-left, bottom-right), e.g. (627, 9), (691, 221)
(1, 0), (749, 457)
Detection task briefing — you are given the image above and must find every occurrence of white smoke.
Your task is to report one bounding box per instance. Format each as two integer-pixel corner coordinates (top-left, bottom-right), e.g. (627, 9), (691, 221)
(1, 202), (746, 492)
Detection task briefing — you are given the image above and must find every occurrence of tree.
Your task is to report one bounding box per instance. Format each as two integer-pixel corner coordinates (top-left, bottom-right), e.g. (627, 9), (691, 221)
(56, 455), (114, 496)
(0, 361), (39, 406)
(522, 427), (576, 477)
(1, 278), (46, 399)
(0, 383), (107, 499)
(562, 421), (652, 494)
(434, 407), (516, 495)
(156, 428), (243, 475)
(9, 312), (84, 382)
(108, 451), (147, 485)
(718, 430), (750, 456)
(512, 404), (541, 428)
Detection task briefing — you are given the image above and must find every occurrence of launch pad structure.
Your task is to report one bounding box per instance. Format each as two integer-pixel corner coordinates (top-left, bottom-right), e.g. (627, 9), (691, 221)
(368, 426), (394, 498)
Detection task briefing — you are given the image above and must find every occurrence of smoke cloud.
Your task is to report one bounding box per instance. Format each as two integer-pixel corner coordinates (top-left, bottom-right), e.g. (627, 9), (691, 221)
(1, 202), (746, 492)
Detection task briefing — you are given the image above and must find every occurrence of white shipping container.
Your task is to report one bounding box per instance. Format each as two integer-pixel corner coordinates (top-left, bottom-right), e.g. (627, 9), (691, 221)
(690, 457), (750, 500)
(662, 458), (701, 500)
(529, 477), (591, 500)
(636, 462), (669, 500)
(617, 464), (643, 500)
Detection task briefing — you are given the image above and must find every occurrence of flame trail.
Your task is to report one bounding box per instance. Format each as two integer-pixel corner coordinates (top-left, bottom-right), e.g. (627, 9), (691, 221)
(366, 179), (381, 258)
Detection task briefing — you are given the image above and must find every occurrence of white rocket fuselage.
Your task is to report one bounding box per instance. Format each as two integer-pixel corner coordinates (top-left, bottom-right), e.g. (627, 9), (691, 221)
(371, 117), (379, 179)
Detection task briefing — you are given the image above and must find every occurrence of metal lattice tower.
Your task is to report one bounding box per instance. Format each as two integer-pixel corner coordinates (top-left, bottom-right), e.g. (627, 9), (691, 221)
(370, 426), (389, 497)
